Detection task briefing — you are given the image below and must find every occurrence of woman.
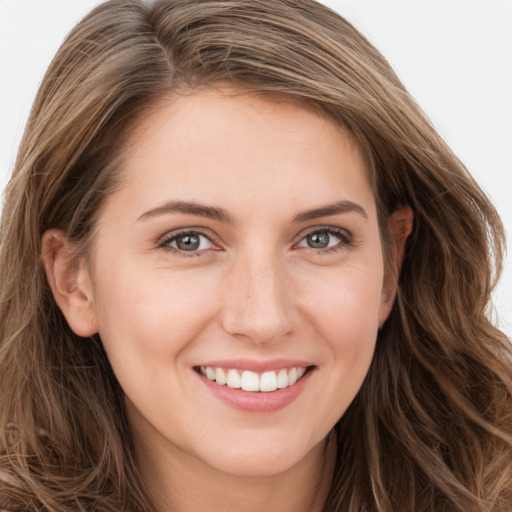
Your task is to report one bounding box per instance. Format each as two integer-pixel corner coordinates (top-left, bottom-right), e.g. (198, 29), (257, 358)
(1, 0), (511, 511)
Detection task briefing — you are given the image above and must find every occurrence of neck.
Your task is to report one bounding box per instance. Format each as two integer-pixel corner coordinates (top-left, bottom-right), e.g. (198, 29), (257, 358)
(136, 429), (337, 512)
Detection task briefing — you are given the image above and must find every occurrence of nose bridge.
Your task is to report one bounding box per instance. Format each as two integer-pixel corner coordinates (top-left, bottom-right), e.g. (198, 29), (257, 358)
(222, 244), (293, 344)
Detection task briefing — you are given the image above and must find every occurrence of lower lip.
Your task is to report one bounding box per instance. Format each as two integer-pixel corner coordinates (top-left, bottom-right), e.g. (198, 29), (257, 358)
(197, 369), (313, 413)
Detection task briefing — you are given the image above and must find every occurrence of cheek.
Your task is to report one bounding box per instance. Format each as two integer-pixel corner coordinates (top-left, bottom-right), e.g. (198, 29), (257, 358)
(299, 262), (384, 340)
(92, 261), (222, 363)
(302, 268), (382, 418)
(298, 262), (383, 400)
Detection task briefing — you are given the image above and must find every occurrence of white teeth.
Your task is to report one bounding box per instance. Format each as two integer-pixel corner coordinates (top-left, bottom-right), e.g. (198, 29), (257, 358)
(226, 369), (241, 389)
(199, 366), (308, 392)
(260, 371), (278, 392)
(241, 370), (259, 391)
(277, 369), (288, 389)
(215, 368), (227, 385)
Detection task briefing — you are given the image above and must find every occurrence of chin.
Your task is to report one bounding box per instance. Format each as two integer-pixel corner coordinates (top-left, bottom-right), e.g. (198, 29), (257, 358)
(206, 452), (303, 478)
(196, 428), (325, 478)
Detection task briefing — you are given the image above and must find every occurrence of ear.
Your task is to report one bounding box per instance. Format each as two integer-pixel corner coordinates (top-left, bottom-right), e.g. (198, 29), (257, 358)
(378, 205), (414, 327)
(41, 229), (98, 337)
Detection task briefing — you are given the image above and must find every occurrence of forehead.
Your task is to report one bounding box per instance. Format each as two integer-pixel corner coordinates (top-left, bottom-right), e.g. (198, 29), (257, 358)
(107, 87), (376, 223)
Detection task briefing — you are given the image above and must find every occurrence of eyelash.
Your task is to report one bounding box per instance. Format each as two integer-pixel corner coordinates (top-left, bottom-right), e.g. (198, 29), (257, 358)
(158, 229), (220, 257)
(157, 226), (353, 256)
(296, 226), (353, 254)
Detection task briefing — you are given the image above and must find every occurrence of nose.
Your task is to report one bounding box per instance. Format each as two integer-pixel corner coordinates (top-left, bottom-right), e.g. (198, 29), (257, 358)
(220, 248), (294, 345)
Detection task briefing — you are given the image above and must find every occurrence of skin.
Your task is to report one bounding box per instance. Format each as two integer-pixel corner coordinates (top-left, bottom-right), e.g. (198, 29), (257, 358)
(43, 88), (412, 512)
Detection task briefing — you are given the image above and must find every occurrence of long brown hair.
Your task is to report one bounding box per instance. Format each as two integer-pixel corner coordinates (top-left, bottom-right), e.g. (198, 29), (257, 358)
(1, 1), (511, 510)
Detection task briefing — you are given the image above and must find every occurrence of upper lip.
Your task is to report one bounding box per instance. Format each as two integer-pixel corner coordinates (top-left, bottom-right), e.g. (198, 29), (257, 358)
(196, 358), (313, 373)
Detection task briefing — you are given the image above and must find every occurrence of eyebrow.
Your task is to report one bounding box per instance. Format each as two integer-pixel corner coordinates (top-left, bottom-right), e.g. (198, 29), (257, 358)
(137, 200), (235, 224)
(292, 200), (368, 223)
(137, 199), (367, 224)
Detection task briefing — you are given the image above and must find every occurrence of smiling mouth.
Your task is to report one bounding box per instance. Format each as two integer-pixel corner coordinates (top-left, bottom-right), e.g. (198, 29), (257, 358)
(195, 366), (311, 392)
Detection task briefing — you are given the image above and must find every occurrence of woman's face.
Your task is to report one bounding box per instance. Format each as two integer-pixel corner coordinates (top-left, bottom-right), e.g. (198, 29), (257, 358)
(60, 89), (397, 477)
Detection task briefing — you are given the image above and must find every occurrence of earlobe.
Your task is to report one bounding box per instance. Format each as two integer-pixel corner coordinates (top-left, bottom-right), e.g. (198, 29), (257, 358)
(41, 229), (98, 337)
(378, 205), (414, 326)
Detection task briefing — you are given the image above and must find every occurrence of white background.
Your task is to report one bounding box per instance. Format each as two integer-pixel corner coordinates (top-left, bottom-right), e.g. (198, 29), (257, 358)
(1, 0), (511, 335)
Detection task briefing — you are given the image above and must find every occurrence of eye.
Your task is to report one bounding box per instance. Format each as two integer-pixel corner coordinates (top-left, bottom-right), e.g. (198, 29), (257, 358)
(297, 228), (351, 251)
(160, 231), (216, 253)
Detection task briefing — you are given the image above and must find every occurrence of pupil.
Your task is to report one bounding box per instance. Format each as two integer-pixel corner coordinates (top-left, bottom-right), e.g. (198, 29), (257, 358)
(177, 234), (200, 251)
(308, 232), (329, 248)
